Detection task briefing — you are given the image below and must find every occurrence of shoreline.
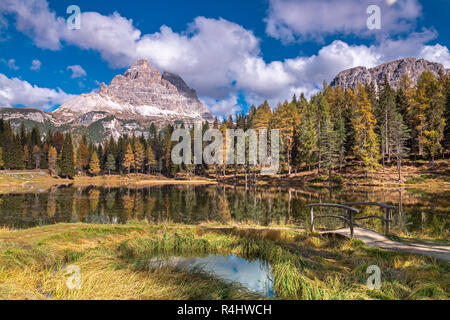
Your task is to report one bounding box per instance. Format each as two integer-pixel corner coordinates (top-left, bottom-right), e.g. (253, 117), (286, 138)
(0, 168), (449, 191)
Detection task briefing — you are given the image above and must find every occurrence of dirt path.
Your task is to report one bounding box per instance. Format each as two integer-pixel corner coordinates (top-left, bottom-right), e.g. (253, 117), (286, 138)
(322, 227), (450, 262)
(198, 225), (450, 262)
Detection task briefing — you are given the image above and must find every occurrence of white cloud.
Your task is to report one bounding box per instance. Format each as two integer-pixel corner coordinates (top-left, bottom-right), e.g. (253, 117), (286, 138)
(420, 44), (450, 68)
(1, 58), (19, 70)
(30, 59), (41, 70)
(1, 0), (448, 117)
(0, 0), (64, 50)
(0, 73), (73, 109)
(201, 95), (242, 118)
(67, 65), (86, 78)
(265, 0), (422, 42)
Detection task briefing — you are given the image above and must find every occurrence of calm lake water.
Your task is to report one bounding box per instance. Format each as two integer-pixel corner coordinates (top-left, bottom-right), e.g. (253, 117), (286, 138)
(0, 184), (448, 239)
(149, 254), (273, 297)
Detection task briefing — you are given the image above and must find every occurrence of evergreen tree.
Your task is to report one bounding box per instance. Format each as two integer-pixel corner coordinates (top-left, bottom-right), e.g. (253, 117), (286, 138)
(376, 76), (397, 167)
(146, 145), (156, 174)
(0, 147), (4, 169)
(295, 105), (317, 171)
(52, 131), (65, 154)
(321, 114), (340, 180)
(391, 113), (410, 181)
(59, 133), (76, 178)
(32, 145), (41, 169)
(105, 153), (116, 175)
(23, 145), (30, 169)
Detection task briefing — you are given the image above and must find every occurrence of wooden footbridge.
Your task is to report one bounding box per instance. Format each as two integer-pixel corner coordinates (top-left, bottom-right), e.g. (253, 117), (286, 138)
(305, 202), (450, 262)
(306, 202), (397, 239)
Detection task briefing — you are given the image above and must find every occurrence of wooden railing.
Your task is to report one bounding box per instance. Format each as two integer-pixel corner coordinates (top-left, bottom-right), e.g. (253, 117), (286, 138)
(306, 202), (397, 238)
(344, 202), (397, 235)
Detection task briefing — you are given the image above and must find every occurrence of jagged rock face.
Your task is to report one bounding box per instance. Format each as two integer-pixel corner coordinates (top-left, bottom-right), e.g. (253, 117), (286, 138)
(54, 59), (213, 125)
(330, 58), (449, 91)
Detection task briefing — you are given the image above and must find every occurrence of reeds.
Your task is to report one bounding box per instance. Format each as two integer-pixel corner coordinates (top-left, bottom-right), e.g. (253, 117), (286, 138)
(0, 223), (448, 300)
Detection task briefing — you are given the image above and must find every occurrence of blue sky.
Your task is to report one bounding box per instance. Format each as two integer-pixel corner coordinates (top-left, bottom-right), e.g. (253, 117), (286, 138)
(0, 0), (449, 117)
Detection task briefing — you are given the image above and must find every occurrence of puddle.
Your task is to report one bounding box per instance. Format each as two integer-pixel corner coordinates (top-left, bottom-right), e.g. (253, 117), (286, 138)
(149, 254), (274, 297)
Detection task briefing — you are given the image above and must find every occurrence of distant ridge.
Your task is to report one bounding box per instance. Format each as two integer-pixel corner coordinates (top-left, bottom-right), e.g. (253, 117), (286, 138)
(330, 58), (449, 91)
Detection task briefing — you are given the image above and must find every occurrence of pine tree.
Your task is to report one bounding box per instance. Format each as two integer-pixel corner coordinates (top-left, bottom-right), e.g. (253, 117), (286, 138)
(376, 76), (397, 167)
(163, 126), (173, 175)
(89, 151), (101, 176)
(13, 135), (24, 169)
(295, 105), (317, 171)
(391, 113), (410, 181)
(32, 145), (41, 169)
(105, 154), (116, 175)
(442, 73), (450, 153)
(23, 145), (30, 169)
(52, 131), (65, 154)
(0, 147), (4, 169)
(59, 133), (76, 178)
(321, 115), (340, 180)
(146, 145), (156, 174)
(123, 143), (135, 174)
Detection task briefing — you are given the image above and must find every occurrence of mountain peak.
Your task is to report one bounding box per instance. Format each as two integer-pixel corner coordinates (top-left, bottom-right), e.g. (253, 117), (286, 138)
(131, 59), (151, 69)
(330, 58), (449, 91)
(54, 59), (213, 127)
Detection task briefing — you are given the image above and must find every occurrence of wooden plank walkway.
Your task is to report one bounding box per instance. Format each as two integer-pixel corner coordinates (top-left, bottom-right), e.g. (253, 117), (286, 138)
(321, 227), (450, 262)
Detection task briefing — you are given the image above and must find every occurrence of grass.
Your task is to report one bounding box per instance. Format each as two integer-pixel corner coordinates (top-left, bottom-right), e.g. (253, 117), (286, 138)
(0, 222), (448, 300)
(387, 234), (450, 246)
(405, 175), (435, 185)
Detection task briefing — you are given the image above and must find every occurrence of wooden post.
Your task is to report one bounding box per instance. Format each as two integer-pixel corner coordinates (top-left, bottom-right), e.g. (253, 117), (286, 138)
(385, 208), (390, 235)
(344, 209), (349, 228)
(310, 207), (314, 232)
(349, 210), (354, 239)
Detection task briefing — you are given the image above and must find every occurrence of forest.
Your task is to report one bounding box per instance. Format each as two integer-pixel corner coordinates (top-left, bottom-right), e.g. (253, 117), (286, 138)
(0, 71), (448, 181)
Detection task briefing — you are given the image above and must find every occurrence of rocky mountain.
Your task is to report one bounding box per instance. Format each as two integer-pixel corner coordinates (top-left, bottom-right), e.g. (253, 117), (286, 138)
(0, 60), (214, 143)
(54, 59), (214, 126)
(2, 57), (448, 143)
(330, 58), (449, 91)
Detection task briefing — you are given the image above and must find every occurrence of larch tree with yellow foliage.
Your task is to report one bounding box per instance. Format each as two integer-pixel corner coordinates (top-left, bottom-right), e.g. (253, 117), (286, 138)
(89, 151), (101, 176)
(122, 143), (135, 174)
(272, 100), (300, 175)
(353, 85), (380, 180)
(411, 71), (446, 161)
(134, 140), (145, 173)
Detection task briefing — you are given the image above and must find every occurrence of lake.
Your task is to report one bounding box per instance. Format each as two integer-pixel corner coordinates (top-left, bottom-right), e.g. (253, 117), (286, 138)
(149, 254), (273, 297)
(0, 184), (448, 240)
